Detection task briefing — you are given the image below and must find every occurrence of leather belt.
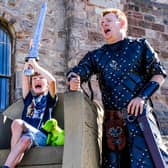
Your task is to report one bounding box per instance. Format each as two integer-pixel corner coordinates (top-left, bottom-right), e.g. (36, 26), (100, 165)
(104, 109), (123, 120)
(104, 109), (137, 122)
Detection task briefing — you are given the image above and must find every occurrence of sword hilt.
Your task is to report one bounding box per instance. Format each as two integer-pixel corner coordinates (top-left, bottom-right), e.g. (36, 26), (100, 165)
(23, 60), (36, 76)
(24, 67), (35, 76)
(24, 56), (39, 76)
(25, 56), (39, 62)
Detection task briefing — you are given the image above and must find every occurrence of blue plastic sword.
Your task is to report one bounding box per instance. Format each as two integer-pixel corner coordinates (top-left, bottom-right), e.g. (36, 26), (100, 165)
(24, 2), (47, 76)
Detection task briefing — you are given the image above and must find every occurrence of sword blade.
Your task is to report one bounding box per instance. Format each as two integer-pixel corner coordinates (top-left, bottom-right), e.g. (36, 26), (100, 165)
(138, 113), (166, 168)
(28, 2), (47, 59)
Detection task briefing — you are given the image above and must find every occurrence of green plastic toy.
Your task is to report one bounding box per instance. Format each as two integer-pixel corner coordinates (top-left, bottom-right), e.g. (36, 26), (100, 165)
(42, 118), (64, 146)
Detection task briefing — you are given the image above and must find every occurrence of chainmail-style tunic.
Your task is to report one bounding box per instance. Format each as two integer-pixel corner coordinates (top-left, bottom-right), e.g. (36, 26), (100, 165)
(67, 37), (168, 168)
(68, 38), (166, 110)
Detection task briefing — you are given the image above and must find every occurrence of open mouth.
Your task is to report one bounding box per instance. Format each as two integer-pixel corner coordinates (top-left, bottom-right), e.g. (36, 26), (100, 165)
(104, 29), (111, 34)
(35, 84), (42, 89)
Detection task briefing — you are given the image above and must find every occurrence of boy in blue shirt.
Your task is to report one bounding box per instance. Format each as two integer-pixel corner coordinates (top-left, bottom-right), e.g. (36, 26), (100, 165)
(3, 59), (57, 168)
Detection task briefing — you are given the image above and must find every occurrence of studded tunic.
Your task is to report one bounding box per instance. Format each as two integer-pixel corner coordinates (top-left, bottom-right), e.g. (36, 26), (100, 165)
(68, 38), (166, 110)
(67, 37), (168, 168)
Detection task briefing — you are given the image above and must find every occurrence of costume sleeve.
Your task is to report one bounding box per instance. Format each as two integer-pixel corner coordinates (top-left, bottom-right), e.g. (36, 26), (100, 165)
(47, 92), (58, 108)
(22, 91), (33, 120)
(67, 51), (97, 83)
(23, 91), (32, 105)
(143, 39), (167, 78)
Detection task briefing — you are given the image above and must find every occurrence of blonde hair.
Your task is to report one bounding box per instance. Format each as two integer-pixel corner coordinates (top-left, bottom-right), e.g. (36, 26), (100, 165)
(102, 8), (128, 31)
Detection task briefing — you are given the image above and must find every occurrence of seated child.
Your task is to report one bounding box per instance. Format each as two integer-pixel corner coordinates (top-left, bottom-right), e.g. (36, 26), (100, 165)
(2, 59), (57, 168)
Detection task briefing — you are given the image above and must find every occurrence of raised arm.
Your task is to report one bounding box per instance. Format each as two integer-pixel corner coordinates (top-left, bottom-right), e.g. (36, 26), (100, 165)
(23, 59), (56, 98)
(22, 62), (31, 99)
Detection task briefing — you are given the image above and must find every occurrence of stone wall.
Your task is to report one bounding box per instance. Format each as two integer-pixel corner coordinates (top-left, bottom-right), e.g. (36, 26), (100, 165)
(0, 0), (168, 133)
(0, 0), (67, 98)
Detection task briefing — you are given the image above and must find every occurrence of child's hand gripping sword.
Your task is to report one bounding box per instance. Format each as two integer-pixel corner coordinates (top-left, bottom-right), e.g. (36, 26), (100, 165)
(24, 2), (47, 76)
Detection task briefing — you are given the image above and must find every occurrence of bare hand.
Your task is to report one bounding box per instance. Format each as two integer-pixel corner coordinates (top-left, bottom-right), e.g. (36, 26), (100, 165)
(127, 97), (145, 116)
(68, 75), (81, 91)
(24, 61), (34, 71)
(27, 59), (39, 71)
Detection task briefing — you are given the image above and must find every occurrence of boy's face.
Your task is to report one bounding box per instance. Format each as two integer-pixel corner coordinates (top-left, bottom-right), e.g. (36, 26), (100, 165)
(31, 74), (48, 95)
(101, 13), (122, 43)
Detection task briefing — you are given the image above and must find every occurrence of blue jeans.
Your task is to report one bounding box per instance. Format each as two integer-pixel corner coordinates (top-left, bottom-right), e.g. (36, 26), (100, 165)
(22, 121), (47, 147)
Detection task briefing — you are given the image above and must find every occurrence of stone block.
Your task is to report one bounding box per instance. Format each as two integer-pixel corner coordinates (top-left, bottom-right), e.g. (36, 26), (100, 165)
(87, 0), (121, 8)
(0, 146), (63, 167)
(128, 26), (145, 36)
(144, 14), (155, 22)
(152, 23), (165, 32)
(63, 92), (103, 168)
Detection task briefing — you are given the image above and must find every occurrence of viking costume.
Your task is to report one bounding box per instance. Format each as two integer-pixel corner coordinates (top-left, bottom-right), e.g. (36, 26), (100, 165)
(67, 37), (168, 168)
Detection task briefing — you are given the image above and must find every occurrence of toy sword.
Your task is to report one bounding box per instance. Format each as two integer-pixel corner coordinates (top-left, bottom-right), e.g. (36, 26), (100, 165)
(24, 2), (47, 76)
(137, 104), (166, 168)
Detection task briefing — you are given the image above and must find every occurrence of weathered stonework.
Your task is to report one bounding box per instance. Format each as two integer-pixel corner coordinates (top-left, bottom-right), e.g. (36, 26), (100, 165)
(0, 0), (67, 96)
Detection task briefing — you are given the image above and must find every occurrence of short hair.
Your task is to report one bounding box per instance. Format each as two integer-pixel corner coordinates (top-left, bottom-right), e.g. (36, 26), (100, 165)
(102, 8), (128, 31)
(30, 72), (41, 85)
(32, 72), (41, 77)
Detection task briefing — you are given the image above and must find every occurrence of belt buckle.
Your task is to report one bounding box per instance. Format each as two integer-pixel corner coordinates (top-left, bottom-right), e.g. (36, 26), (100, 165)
(127, 114), (137, 122)
(121, 108), (137, 122)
